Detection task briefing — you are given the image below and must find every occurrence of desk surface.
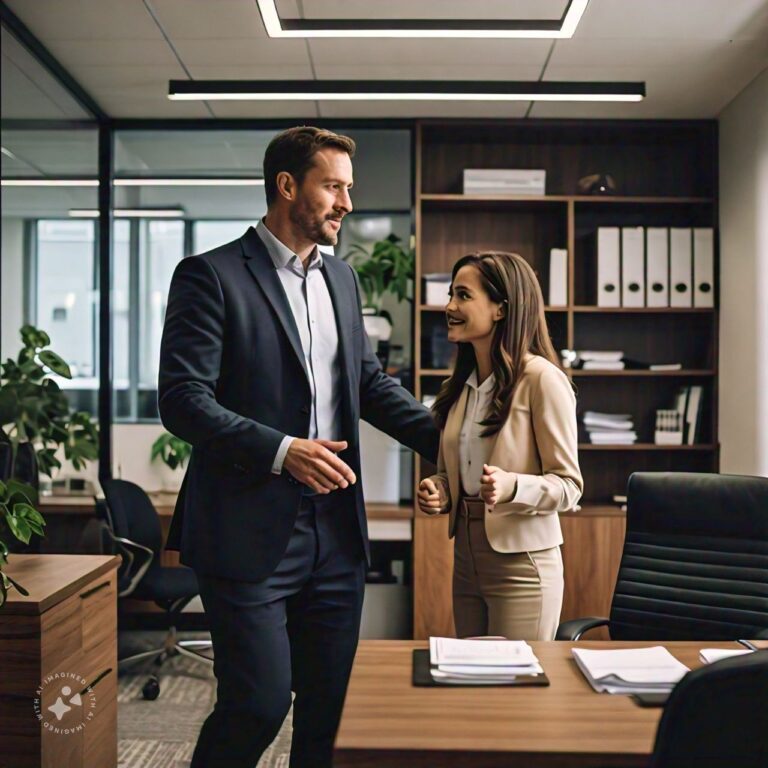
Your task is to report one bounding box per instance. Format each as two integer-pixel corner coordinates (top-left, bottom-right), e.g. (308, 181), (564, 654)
(334, 639), (746, 767)
(1, 554), (121, 614)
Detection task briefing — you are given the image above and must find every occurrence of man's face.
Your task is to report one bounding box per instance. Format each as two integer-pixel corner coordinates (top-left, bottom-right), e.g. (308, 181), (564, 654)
(288, 148), (354, 246)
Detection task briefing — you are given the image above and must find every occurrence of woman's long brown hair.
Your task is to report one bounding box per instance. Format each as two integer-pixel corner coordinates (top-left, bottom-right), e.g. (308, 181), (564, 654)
(432, 251), (563, 437)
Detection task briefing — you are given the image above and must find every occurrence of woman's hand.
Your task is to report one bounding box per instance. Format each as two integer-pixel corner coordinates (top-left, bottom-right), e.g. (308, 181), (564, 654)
(418, 477), (448, 515)
(480, 464), (518, 507)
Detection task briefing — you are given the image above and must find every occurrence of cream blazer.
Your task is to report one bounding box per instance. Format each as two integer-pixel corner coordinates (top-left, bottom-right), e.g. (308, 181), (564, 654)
(429, 354), (583, 553)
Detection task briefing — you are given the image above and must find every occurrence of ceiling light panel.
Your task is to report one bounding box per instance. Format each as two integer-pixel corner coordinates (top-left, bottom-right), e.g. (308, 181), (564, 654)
(257, 0), (589, 38)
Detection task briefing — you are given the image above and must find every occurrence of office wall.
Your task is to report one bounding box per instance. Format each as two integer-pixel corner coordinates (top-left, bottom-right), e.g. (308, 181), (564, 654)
(719, 67), (768, 476)
(1, 217), (24, 359)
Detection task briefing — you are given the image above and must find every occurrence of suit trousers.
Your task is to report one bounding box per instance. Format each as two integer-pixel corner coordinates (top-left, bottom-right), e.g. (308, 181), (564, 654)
(453, 498), (564, 640)
(190, 492), (366, 768)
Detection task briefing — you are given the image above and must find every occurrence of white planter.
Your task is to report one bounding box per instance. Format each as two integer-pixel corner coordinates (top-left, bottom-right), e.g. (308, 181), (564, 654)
(159, 463), (184, 492)
(362, 309), (392, 346)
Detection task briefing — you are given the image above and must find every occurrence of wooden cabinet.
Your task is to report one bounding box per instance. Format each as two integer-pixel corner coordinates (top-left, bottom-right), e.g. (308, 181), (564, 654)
(412, 119), (718, 638)
(0, 554), (121, 768)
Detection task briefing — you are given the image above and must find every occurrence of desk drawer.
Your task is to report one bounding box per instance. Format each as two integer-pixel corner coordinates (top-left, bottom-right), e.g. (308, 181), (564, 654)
(40, 572), (117, 677)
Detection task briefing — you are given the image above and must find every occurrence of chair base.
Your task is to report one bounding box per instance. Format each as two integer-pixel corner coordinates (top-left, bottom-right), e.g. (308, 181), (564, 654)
(118, 626), (213, 700)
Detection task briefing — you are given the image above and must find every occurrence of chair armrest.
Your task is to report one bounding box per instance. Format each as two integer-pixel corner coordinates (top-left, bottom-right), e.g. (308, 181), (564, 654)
(556, 617), (610, 641)
(102, 527), (154, 597)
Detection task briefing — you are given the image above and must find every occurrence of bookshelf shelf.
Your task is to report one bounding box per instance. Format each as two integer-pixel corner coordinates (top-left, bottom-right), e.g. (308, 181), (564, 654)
(571, 370), (715, 377)
(419, 194), (713, 205)
(572, 306), (716, 314)
(419, 304), (568, 313)
(578, 443), (717, 451)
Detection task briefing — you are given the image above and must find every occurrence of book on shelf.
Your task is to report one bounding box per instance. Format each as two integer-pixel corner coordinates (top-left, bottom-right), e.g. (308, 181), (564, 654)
(462, 168), (546, 195)
(572, 646), (689, 695)
(582, 360), (625, 370)
(588, 432), (638, 444)
(685, 385), (704, 445)
(623, 358), (683, 371)
(577, 350), (624, 362)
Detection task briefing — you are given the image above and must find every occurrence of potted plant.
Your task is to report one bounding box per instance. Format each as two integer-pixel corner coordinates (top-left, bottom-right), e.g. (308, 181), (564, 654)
(0, 325), (99, 488)
(150, 431), (191, 491)
(344, 233), (414, 357)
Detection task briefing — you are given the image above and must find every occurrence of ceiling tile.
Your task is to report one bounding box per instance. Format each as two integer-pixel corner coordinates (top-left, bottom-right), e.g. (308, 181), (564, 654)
(317, 101), (530, 119)
(5, 0), (164, 41)
(150, 0), (268, 40)
(573, 0), (768, 40)
(172, 37), (311, 68)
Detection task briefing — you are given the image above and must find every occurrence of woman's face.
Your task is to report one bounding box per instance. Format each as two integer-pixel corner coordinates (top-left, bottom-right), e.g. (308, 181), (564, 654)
(445, 264), (504, 344)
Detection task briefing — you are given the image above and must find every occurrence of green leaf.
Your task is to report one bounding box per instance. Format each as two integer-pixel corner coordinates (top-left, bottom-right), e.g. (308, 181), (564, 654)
(6, 515), (32, 544)
(38, 350), (71, 378)
(20, 325), (50, 350)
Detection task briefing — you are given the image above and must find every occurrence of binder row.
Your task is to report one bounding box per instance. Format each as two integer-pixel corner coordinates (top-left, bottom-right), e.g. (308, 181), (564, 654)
(597, 227), (715, 308)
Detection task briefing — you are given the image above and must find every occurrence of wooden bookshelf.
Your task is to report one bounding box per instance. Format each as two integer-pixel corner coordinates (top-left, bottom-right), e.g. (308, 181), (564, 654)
(412, 119), (719, 639)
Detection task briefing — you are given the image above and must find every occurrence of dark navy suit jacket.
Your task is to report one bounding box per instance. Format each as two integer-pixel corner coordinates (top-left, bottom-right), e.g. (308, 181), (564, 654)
(158, 226), (439, 581)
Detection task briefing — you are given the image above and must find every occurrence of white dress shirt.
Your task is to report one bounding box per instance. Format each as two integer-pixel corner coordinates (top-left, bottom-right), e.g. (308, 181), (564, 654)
(255, 220), (343, 474)
(458, 370), (496, 496)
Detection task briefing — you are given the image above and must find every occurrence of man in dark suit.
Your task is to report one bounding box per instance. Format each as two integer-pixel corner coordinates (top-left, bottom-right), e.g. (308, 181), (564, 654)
(159, 126), (438, 768)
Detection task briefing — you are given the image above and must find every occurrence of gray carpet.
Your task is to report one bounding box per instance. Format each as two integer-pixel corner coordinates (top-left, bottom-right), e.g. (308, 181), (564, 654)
(117, 633), (292, 768)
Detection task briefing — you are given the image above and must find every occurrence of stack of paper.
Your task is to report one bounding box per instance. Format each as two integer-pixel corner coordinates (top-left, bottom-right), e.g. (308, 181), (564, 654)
(582, 411), (638, 444)
(575, 350), (625, 370)
(699, 648), (753, 664)
(572, 646), (689, 694)
(429, 637), (544, 684)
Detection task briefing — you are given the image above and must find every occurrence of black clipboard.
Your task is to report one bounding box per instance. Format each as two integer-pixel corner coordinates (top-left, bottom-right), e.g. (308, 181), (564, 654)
(412, 649), (550, 687)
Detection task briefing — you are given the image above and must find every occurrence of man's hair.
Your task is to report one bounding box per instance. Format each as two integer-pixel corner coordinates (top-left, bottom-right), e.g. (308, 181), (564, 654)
(263, 126), (356, 206)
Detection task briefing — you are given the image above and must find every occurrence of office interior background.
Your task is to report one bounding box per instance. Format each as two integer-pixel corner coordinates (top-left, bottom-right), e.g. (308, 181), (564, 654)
(0, 1), (767, 766)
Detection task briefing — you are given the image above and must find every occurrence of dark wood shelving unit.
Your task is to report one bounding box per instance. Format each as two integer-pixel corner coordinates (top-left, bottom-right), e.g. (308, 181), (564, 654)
(411, 119), (719, 639)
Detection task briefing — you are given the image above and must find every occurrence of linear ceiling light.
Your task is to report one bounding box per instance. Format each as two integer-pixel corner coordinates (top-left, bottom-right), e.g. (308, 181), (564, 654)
(257, 0), (589, 38)
(1, 179), (98, 187)
(2, 178), (264, 187)
(113, 178), (264, 186)
(169, 80), (644, 103)
(69, 208), (185, 218)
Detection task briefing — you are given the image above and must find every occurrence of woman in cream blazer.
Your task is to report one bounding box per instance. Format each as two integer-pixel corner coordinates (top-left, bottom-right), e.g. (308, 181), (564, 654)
(418, 251), (582, 640)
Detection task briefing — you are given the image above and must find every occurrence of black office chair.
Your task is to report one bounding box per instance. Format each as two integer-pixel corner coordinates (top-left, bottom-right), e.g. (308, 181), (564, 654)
(557, 472), (768, 640)
(649, 649), (768, 768)
(100, 478), (212, 700)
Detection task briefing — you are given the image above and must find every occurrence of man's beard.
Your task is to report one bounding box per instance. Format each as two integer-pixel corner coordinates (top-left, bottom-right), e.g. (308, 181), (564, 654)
(289, 206), (339, 246)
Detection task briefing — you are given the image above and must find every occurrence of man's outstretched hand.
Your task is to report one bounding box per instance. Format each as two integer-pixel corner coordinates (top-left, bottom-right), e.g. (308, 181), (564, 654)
(283, 439), (357, 494)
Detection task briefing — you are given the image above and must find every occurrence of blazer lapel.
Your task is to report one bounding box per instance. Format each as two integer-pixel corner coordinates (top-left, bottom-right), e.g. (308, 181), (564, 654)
(240, 227), (309, 382)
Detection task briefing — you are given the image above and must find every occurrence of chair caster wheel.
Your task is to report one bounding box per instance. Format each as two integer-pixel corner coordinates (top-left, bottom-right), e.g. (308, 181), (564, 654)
(142, 676), (160, 700)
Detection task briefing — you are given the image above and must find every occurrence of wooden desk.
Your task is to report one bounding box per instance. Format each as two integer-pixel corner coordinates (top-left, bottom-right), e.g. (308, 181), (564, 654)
(0, 554), (121, 768)
(334, 639), (742, 767)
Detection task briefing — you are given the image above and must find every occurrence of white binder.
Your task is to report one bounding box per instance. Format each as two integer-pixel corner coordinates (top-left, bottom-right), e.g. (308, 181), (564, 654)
(597, 227), (620, 307)
(549, 248), (568, 306)
(693, 228), (715, 307)
(669, 228), (693, 307)
(621, 227), (645, 307)
(646, 228), (669, 307)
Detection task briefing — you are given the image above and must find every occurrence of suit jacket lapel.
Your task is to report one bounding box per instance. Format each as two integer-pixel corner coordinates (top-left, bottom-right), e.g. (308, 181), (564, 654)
(240, 227), (309, 382)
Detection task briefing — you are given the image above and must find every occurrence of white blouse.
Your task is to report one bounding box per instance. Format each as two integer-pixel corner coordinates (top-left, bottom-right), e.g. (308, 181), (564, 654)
(458, 370), (496, 497)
